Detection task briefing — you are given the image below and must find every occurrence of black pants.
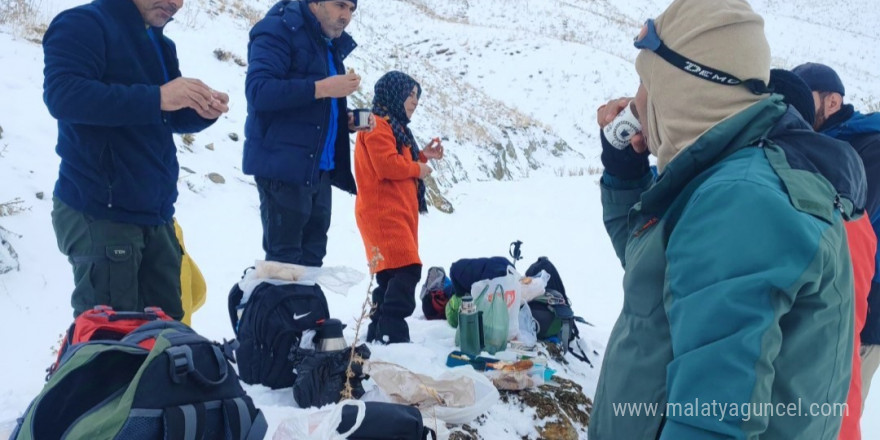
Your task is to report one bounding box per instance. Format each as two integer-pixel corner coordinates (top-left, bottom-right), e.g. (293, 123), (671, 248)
(369, 264), (422, 344)
(256, 173), (332, 266)
(51, 198), (183, 319)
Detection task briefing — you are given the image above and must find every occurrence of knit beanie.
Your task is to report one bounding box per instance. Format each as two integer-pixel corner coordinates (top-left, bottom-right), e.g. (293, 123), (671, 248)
(308, 0), (357, 5)
(792, 62), (845, 96)
(768, 68), (816, 128)
(635, 0), (771, 171)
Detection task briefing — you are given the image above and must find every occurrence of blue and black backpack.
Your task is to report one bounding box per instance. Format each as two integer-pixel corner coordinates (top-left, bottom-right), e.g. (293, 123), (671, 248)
(228, 277), (330, 389)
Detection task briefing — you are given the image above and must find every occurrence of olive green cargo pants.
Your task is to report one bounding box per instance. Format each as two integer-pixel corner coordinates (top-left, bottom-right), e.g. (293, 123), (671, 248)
(52, 198), (183, 320)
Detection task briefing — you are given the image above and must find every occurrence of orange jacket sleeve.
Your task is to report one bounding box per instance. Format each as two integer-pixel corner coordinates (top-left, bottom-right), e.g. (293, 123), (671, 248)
(362, 122), (421, 181)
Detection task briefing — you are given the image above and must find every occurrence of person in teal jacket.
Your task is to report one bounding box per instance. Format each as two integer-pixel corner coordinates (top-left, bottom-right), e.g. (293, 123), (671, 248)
(589, 0), (867, 439)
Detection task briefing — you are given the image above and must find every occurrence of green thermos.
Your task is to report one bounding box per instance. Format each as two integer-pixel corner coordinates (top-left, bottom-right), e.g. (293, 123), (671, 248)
(458, 295), (484, 357)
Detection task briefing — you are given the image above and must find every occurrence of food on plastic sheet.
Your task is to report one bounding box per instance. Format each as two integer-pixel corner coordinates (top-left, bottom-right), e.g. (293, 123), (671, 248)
(363, 361), (500, 425)
(487, 359), (534, 372)
(246, 260), (365, 297)
(485, 355), (549, 390)
(254, 259), (307, 281)
(487, 370), (538, 390)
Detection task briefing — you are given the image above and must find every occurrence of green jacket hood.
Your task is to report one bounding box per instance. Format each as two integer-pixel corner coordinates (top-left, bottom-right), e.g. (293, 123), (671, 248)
(639, 96), (867, 221)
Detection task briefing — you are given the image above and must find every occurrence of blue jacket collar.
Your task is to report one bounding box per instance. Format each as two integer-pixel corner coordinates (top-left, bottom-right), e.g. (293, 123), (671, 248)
(822, 105), (880, 140)
(273, 0), (356, 58)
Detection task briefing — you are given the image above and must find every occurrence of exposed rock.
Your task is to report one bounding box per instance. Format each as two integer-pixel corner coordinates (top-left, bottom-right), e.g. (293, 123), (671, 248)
(0, 124), (4, 139)
(207, 173), (226, 184)
(35, 192), (44, 200)
(181, 166), (196, 174)
(213, 48), (232, 61)
(425, 177), (453, 213)
(500, 377), (592, 440)
(205, 143), (215, 151)
(228, 133), (240, 142)
(0, 198), (28, 216)
(0, 226), (21, 275)
(213, 48), (247, 67)
(448, 422), (481, 440)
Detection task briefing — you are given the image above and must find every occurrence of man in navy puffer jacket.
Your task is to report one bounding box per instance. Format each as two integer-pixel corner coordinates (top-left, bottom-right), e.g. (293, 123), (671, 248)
(43, 0), (229, 320)
(795, 62), (880, 407)
(244, 0), (366, 267)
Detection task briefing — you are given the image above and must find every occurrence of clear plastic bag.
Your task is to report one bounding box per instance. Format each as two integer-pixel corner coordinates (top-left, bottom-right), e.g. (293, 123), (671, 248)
(516, 302), (538, 347)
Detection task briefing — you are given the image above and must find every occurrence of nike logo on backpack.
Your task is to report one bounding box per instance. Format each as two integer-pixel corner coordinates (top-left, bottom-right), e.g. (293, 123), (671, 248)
(293, 312), (311, 320)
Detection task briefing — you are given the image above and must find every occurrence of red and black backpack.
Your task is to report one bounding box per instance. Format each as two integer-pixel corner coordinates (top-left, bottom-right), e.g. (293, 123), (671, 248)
(47, 305), (174, 379)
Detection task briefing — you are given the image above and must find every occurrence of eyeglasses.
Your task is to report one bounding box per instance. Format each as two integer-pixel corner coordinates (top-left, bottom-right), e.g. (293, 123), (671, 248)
(633, 19), (771, 95)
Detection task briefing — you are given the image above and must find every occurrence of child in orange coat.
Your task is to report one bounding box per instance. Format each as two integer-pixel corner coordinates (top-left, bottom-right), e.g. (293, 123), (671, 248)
(354, 71), (443, 343)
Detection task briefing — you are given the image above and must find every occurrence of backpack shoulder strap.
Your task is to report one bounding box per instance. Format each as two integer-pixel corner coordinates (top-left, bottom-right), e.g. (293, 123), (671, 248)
(163, 398), (267, 440)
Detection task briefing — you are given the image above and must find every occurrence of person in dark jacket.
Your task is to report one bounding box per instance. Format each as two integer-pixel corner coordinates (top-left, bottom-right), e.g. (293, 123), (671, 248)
(794, 62), (880, 409)
(43, 0), (229, 320)
(772, 67), (875, 440)
(244, 0), (368, 267)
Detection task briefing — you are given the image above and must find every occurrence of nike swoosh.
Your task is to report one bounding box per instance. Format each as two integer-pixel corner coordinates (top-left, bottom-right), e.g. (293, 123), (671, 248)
(293, 312), (311, 320)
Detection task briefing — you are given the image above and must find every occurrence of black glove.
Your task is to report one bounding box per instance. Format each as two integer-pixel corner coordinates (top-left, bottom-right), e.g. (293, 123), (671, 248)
(600, 131), (650, 180)
(291, 344), (371, 408)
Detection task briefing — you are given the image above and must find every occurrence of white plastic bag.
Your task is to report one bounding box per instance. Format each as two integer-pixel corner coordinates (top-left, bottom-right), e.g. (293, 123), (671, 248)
(470, 266), (522, 341)
(421, 414), (451, 440)
(519, 269), (550, 302)
(247, 260), (365, 297)
(516, 302), (538, 346)
(273, 400), (366, 440)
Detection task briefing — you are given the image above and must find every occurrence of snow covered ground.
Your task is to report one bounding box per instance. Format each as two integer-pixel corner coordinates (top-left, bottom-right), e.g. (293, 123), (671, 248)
(1, 0), (879, 438)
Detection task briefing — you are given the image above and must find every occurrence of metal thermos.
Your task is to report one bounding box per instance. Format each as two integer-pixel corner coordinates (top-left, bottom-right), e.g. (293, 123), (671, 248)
(316, 318), (347, 352)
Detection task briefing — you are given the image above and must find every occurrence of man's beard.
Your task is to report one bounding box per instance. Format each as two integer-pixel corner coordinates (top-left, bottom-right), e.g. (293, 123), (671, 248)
(814, 105), (826, 131)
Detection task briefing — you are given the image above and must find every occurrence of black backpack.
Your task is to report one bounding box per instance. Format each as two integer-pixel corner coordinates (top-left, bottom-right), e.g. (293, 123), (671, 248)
(12, 320), (267, 440)
(228, 279), (330, 389)
(338, 402), (436, 439)
(525, 257), (595, 366)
